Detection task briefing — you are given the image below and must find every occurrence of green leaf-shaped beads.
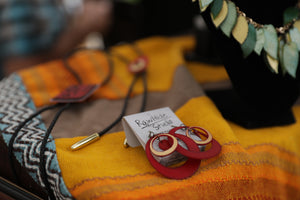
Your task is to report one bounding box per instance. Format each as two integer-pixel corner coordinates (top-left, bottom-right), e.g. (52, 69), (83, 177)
(211, 0), (228, 27)
(198, 0), (213, 12)
(197, 0), (300, 78)
(211, 0), (223, 18)
(289, 27), (300, 50)
(265, 53), (279, 73)
(294, 20), (300, 32)
(220, 1), (237, 37)
(263, 25), (278, 59)
(283, 42), (299, 78)
(232, 15), (248, 44)
(254, 28), (265, 55)
(278, 38), (286, 75)
(241, 23), (256, 57)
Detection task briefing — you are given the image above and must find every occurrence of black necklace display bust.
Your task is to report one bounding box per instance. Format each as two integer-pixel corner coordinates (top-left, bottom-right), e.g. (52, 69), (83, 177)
(198, 0), (300, 128)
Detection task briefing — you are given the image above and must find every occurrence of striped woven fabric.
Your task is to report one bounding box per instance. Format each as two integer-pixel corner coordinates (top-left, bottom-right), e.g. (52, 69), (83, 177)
(1, 36), (299, 200)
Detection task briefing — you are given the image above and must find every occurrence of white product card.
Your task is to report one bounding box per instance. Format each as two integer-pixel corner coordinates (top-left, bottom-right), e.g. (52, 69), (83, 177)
(122, 107), (184, 149)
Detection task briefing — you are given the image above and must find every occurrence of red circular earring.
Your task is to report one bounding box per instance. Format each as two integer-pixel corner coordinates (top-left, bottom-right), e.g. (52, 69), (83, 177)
(149, 133), (178, 157)
(145, 133), (201, 179)
(169, 126), (221, 160)
(186, 126), (213, 145)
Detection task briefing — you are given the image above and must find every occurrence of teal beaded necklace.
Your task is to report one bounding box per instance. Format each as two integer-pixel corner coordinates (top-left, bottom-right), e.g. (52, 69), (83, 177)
(195, 0), (300, 78)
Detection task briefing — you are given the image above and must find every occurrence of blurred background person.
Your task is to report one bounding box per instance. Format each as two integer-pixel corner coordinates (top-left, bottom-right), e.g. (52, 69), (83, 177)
(0, 0), (212, 78)
(0, 0), (113, 78)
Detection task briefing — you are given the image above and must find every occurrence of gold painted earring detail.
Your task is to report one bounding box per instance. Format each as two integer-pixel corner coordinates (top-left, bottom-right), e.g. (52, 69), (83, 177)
(149, 133), (178, 157)
(185, 126), (213, 145)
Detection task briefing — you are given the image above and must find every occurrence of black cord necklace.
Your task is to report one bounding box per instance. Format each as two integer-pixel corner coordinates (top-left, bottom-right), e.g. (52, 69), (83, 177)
(70, 43), (148, 150)
(7, 47), (113, 200)
(39, 103), (70, 200)
(7, 43), (148, 199)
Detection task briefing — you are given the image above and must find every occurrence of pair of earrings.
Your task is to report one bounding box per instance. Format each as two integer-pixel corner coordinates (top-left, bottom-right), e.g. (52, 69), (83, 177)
(145, 126), (221, 179)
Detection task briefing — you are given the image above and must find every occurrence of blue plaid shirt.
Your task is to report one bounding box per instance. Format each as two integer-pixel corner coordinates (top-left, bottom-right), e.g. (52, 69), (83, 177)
(0, 0), (67, 58)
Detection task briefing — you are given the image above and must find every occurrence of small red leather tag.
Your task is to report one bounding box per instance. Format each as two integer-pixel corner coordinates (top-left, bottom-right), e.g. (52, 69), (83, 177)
(51, 84), (100, 103)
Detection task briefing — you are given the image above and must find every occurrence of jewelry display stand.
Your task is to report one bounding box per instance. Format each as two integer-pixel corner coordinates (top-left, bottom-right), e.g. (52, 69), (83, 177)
(199, 0), (300, 128)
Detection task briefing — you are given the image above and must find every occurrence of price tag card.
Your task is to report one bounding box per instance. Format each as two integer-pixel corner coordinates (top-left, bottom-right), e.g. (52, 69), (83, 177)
(122, 107), (206, 166)
(122, 107), (184, 149)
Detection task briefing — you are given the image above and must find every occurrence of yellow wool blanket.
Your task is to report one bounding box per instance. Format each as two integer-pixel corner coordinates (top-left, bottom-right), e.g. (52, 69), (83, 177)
(54, 97), (300, 200)
(17, 36), (300, 200)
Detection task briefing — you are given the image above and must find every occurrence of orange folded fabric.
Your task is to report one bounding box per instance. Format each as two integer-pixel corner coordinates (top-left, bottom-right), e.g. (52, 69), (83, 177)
(18, 36), (196, 107)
